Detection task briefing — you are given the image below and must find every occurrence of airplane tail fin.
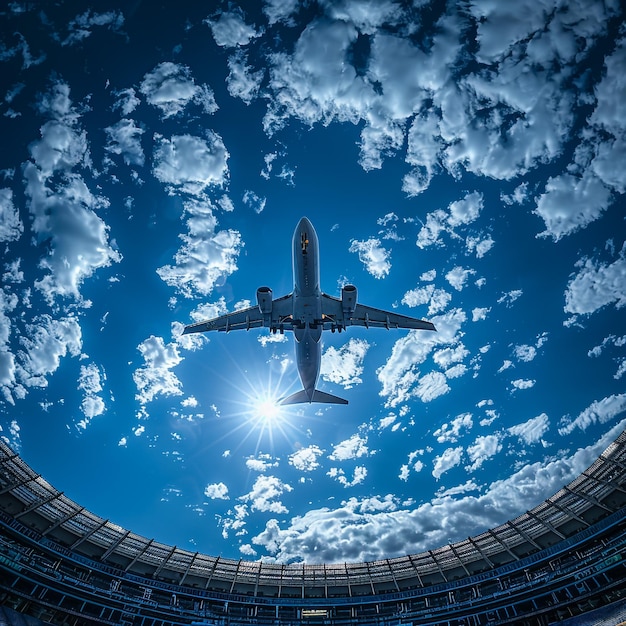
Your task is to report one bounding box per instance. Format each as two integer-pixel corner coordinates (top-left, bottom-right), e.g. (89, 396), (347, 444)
(279, 389), (348, 405)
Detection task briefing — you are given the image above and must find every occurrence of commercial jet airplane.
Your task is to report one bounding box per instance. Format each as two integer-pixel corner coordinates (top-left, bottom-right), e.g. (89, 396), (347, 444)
(182, 217), (436, 405)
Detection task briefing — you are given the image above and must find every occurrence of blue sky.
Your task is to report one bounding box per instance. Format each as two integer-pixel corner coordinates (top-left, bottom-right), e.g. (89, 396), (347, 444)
(0, 0), (625, 564)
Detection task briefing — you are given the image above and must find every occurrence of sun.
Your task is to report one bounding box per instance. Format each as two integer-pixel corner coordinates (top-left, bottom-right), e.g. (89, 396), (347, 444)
(242, 390), (299, 451)
(254, 396), (283, 423)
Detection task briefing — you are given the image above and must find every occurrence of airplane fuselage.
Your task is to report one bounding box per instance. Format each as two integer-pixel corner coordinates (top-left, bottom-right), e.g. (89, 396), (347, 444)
(292, 217), (323, 401)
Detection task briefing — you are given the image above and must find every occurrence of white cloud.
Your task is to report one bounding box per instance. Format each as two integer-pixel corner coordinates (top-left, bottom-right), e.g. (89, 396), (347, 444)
(246, 454), (279, 472)
(226, 51), (264, 104)
(445, 363), (467, 379)
(445, 266), (475, 291)
(263, 18), (369, 132)
(25, 163), (121, 304)
(564, 246), (626, 321)
(378, 414), (396, 430)
(152, 132), (229, 196)
(112, 88), (140, 116)
(0, 419), (21, 451)
(498, 360), (513, 373)
(323, 0), (403, 34)
(401, 284), (433, 308)
(258, 333), (288, 347)
(436, 480), (480, 498)
(61, 10), (124, 46)
(448, 192), (483, 226)
(416, 192), (484, 249)
(157, 200), (242, 298)
(239, 543), (257, 557)
(207, 10), (262, 48)
(328, 465), (368, 488)
(508, 413), (549, 445)
(502, 183), (529, 206)
(377, 308), (466, 407)
(433, 413), (473, 444)
(403, 111), (441, 196)
(432, 446), (463, 480)
(205, 482), (229, 500)
(105, 119), (145, 166)
(329, 433), (369, 461)
(590, 32), (626, 135)
(24, 81), (121, 306)
(466, 235), (494, 258)
(511, 378), (535, 391)
(16, 314), (82, 390)
(289, 445), (324, 472)
(402, 284), (452, 316)
(76, 363), (106, 430)
(140, 62), (217, 118)
(559, 393), (626, 436)
(535, 171), (612, 241)
(0, 30), (45, 70)
(498, 290), (523, 306)
(2, 260), (23, 285)
(399, 449), (425, 481)
(398, 464), (410, 481)
(0, 346), (17, 404)
(472, 307), (490, 321)
(513, 344), (537, 362)
(427, 289), (452, 316)
(133, 336), (183, 406)
(591, 135), (626, 196)
(349, 238), (391, 279)
(414, 371), (450, 402)
(220, 503), (249, 538)
(181, 396), (198, 408)
(420, 269), (437, 282)
(321, 338), (370, 388)
(242, 190), (266, 213)
(263, 0), (300, 25)
(0, 189), (22, 242)
(433, 345), (468, 369)
(239, 475), (292, 514)
(588, 335), (626, 358)
(467, 435), (501, 471)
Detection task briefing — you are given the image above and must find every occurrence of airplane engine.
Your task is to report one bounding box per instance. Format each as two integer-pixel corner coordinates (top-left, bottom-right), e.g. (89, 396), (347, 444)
(257, 286), (273, 315)
(341, 284), (357, 315)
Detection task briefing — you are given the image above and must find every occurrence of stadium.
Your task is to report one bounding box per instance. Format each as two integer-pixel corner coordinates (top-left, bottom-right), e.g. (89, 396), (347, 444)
(0, 432), (625, 625)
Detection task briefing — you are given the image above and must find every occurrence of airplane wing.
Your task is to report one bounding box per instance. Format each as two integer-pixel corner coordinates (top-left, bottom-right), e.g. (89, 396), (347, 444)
(183, 294), (294, 335)
(321, 294), (436, 332)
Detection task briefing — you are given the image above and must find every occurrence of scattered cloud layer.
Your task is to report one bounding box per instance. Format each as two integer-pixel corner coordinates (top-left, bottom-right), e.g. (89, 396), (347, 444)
(251, 418), (626, 563)
(0, 0), (623, 567)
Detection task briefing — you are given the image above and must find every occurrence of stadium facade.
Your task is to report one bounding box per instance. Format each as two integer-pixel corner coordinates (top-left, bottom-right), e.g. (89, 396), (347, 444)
(0, 434), (625, 625)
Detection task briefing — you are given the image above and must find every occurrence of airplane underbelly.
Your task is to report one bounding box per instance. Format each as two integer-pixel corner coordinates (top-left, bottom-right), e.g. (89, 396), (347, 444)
(295, 332), (321, 390)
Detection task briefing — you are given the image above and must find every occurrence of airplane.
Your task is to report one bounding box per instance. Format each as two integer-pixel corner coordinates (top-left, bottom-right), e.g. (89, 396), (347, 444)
(182, 217), (436, 405)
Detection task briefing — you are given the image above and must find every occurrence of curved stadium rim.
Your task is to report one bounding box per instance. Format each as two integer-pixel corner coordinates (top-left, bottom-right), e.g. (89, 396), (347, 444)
(0, 431), (626, 626)
(0, 432), (624, 597)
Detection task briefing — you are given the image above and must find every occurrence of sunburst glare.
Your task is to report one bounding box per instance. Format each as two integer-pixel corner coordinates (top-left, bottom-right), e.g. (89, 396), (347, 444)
(253, 395), (283, 423)
(198, 341), (306, 455)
